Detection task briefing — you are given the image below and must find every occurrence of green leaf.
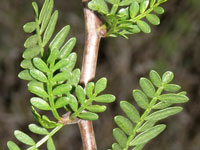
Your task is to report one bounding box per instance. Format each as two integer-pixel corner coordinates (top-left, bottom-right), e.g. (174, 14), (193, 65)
(86, 82), (95, 98)
(32, 2), (39, 17)
(60, 53), (77, 72)
(43, 10), (58, 46)
(112, 143), (122, 150)
(130, 1), (139, 19)
(130, 124), (166, 146)
(28, 81), (49, 98)
(86, 105), (107, 113)
(149, 70), (162, 87)
(59, 37), (76, 59)
(40, 0), (54, 33)
(113, 128), (127, 148)
(39, 0), (50, 23)
(105, 0), (114, 4)
(163, 84), (181, 92)
(120, 101), (140, 123)
(18, 70), (33, 81)
(132, 143), (146, 150)
(119, 0), (133, 6)
(132, 89), (149, 109)
(153, 6), (164, 14)
(76, 85), (86, 104)
(53, 59), (68, 71)
(33, 57), (49, 73)
(7, 141), (20, 150)
(24, 34), (38, 48)
(117, 7), (129, 19)
(30, 69), (48, 82)
(40, 115), (58, 128)
(52, 71), (71, 82)
(94, 94), (116, 103)
(47, 137), (56, 150)
(47, 48), (60, 64)
(28, 124), (49, 135)
(136, 20), (151, 33)
(140, 0), (149, 13)
(94, 77), (107, 94)
(49, 25), (70, 50)
(53, 84), (72, 95)
(14, 130), (35, 146)
(150, 0), (156, 7)
(162, 71), (174, 84)
(178, 91), (187, 95)
(55, 97), (70, 108)
(146, 14), (160, 25)
(139, 78), (155, 98)
(158, 94), (189, 104)
(20, 59), (34, 69)
(67, 69), (80, 87)
(145, 107), (183, 121)
(152, 101), (172, 109)
(88, 0), (109, 14)
(114, 115), (133, 135)
(78, 112), (99, 120)
(30, 97), (51, 110)
(69, 94), (78, 111)
(136, 120), (156, 132)
(22, 46), (41, 59)
(23, 22), (36, 33)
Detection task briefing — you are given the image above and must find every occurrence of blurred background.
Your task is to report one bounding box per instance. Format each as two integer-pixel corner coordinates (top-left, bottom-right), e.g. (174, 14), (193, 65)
(0, 0), (200, 149)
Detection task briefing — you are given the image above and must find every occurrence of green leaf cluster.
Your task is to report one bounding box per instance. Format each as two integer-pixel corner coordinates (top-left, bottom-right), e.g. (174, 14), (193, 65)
(7, 123), (63, 150)
(112, 70), (189, 150)
(88, 0), (167, 38)
(70, 77), (116, 121)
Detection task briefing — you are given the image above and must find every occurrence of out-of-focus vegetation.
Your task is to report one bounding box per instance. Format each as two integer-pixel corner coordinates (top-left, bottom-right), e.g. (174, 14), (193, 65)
(0, 0), (199, 149)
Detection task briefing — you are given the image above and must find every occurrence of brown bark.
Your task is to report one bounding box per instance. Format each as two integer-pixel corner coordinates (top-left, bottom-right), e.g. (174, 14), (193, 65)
(78, 1), (105, 150)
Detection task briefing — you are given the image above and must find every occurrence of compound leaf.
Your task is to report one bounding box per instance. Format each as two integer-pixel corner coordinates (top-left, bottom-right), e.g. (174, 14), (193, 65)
(78, 112), (99, 120)
(43, 10), (58, 46)
(149, 70), (162, 87)
(30, 69), (48, 82)
(28, 124), (49, 135)
(86, 105), (107, 113)
(23, 46), (41, 59)
(76, 85), (86, 104)
(136, 20), (151, 33)
(130, 124), (166, 146)
(53, 84), (72, 95)
(145, 107), (183, 121)
(30, 97), (51, 110)
(7, 141), (21, 150)
(23, 22), (36, 33)
(33, 57), (49, 73)
(114, 115), (133, 135)
(132, 89), (149, 109)
(113, 128), (127, 148)
(14, 130), (35, 146)
(47, 137), (56, 150)
(120, 101), (140, 123)
(146, 14), (160, 25)
(50, 25), (70, 50)
(59, 37), (76, 59)
(94, 94), (116, 103)
(162, 71), (174, 84)
(139, 77), (155, 98)
(94, 77), (107, 94)
(158, 94), (189, 104)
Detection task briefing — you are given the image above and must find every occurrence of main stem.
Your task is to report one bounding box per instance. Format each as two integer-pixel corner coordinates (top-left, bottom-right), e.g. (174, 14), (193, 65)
(78, 1), (104, 150)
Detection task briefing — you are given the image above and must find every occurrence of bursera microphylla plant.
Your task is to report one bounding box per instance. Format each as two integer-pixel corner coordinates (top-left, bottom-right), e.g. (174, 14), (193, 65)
(6, 0), (189, 150)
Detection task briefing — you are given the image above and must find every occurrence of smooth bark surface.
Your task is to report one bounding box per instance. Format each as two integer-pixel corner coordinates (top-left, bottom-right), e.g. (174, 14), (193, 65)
(78, 1), (105, 150)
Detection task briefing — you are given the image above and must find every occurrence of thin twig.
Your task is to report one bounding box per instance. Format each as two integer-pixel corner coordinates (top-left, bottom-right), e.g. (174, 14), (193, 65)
(78, 1), (105, 150)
